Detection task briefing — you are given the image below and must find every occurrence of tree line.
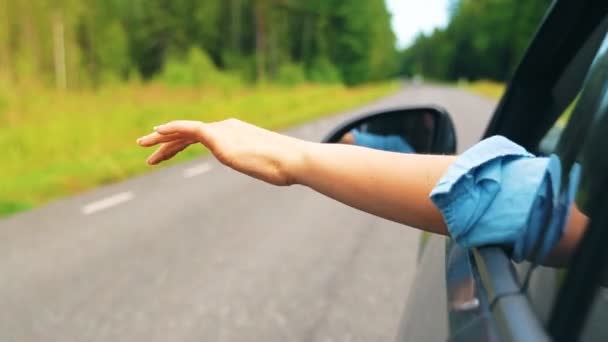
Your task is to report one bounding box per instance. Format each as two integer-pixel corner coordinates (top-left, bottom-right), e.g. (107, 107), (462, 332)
(0, 0), (398, 89)
(401, 0), (552, 82)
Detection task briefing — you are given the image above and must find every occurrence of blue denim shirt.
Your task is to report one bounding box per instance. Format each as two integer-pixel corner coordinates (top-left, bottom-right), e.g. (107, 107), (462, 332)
(430, 136), (580, 262)
(352, 130), (415, 153)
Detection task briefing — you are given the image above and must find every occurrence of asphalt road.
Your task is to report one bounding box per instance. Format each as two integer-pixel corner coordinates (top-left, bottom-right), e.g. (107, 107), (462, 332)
(0, 85), (495, 342)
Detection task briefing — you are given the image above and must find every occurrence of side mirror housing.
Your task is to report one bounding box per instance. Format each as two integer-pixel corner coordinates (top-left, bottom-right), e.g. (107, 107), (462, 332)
(322, 106), (458, 155)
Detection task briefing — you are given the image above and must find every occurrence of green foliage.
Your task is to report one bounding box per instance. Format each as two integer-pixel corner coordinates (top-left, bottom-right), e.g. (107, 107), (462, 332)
(0, 82), (7, 118)
(1, 0), (397, 88)
(461, 80), (505, 99)
(0, 81), (399, 216)
(308, 57), (342, 84)
(0, 0), (401, 217)
(0, 97), (5, 120)
(276, 63), (307, 86)
(325, 0), (398, 85)
(0, 201), (32, 217)
(97, 22), (131, 79)
(223, 52), (257, 83)
(160, 48), (220, 86)
(401, 0), (552, 82)
(160, 48), (243, 92)
(127, 68), (143, 84)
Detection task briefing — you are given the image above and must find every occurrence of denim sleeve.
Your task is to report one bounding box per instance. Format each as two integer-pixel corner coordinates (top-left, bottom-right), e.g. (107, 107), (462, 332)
(429, 136), (580, 263)
(352, 130), (415, 153)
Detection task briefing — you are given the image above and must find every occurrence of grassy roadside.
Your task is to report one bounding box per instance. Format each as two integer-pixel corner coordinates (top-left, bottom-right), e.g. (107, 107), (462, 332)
(460, 80), (505, 100)
(0, 81), (400, 217)
(462, 79), (576, 127)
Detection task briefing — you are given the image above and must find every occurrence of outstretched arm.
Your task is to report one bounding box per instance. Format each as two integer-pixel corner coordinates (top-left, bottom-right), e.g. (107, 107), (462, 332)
(136, 118), (590, 267)
(137, 119), (453, 235)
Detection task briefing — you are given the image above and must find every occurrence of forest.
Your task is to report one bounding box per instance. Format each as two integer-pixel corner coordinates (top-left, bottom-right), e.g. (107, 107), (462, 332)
(0, 0), (397, 88)
(0, 0), (555, 88)
(0, 0), (402, 216)
(401, 0), (552, 81)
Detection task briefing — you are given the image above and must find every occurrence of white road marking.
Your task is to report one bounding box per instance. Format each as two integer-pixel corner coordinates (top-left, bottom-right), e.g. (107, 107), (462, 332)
(183, 163), (212, 178)
(82, 191), (134, 215)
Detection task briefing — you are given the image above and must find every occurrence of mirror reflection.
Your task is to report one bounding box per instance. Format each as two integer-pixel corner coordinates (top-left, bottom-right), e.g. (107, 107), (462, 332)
(337, 110), (437, 154)
(447, 245), (479, 312)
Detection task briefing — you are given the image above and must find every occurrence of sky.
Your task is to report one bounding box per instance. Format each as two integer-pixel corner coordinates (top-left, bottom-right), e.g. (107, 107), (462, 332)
(385, 0), (450, 49)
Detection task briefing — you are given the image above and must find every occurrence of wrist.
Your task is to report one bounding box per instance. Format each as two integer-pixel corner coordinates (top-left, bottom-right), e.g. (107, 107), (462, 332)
(285, 140), (316, 186)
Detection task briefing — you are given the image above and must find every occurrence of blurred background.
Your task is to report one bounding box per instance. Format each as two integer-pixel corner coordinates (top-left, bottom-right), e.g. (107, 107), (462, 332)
(0, 0), (550, 217)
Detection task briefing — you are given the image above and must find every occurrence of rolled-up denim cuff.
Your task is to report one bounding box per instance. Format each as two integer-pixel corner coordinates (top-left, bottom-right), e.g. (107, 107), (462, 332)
(430, 136), (581, 263)
(431, 136), (571, 260)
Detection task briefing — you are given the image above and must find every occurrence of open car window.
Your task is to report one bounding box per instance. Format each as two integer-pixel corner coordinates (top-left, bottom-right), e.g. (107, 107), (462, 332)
(537, 97), (577, 156)
(495, 10), (608, 339)
(532, 27), (608, 341)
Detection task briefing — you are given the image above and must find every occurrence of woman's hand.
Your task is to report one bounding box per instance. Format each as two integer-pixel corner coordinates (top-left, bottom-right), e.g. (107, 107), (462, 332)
(137, 119), (308, 186)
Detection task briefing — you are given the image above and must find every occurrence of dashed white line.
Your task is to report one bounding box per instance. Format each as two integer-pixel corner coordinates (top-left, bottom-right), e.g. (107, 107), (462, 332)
(82, 191), (134, 215)
(183, 163), (213, 178)
(81, 163), (210, 215)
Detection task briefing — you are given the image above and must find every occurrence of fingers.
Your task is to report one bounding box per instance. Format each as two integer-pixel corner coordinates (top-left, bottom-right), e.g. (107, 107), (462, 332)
(137, 132), (182, 147)
(138, 120), (213, 166)
(147, 139), (195, 165)
(154, 120), (204, 137)
(147, 140), (189, 165)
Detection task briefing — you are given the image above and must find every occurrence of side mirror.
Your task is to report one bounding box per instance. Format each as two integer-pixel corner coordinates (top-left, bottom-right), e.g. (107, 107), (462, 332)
(322, 106), (458, 154)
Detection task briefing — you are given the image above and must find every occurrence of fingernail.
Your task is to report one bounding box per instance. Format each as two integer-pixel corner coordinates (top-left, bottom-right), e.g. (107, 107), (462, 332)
(154, 126), (160, 131)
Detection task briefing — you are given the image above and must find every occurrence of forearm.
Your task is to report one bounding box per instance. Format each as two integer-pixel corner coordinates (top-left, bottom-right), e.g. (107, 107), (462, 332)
(546, 204), (589, 266)
(293, 142), (455, 235)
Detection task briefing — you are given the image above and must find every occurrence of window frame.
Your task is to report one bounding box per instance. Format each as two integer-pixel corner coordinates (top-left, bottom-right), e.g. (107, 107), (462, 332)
(547, 47), (608, 341)
(473, 0), (608, 341)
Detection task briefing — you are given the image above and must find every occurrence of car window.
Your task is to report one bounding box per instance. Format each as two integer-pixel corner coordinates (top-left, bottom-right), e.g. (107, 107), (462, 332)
(523, 28), (608, 334)
(537, 96), (578, 156)
(519, 97), (577, 324)
(560, 84), (608, 340)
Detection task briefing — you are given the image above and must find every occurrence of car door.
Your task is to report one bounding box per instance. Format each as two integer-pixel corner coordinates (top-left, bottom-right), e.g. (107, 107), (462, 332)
(532, 37), (608, 342)
(476, 0), (608, 340)
(396, 1), (608, 341)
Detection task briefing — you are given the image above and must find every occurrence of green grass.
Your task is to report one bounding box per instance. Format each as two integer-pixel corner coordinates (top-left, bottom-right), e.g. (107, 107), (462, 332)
(460, 80), (506, 100)
(462, 80), (576, 128)
(0, 81), (400, 217)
